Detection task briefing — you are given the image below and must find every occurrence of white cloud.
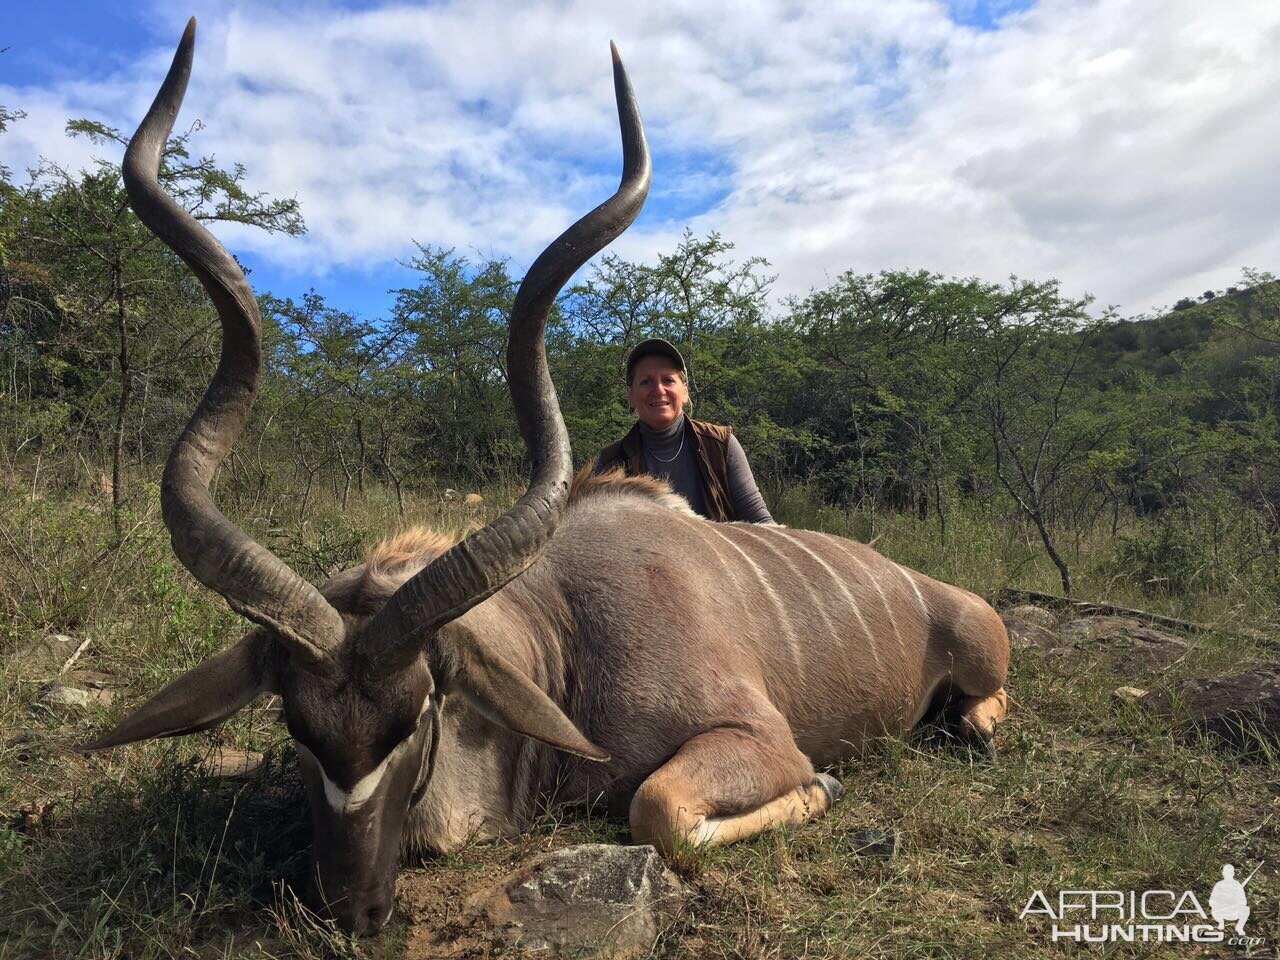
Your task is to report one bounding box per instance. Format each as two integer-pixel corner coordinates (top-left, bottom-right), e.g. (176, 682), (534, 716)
(2, 0), (1277, 315)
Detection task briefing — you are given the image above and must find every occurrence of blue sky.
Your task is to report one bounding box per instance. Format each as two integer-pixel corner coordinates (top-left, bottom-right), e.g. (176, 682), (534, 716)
(3, 1), (1277, 321)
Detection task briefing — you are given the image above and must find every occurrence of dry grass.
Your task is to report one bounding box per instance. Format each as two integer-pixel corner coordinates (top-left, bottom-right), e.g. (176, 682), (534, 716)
(1, 466), (1277, 958)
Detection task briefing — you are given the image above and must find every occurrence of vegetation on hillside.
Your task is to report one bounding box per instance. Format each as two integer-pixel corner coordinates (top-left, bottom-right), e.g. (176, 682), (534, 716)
(4, 119), (1277, 606)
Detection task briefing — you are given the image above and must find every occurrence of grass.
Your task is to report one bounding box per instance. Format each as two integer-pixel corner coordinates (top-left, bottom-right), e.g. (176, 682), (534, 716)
(1, 464), (1277, 958)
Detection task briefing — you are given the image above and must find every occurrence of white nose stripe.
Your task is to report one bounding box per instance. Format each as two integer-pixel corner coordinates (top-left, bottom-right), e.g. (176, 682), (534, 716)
(298, 739), (405, 813)
(324, 756), (390, 811)
(295, 695), (433, 814)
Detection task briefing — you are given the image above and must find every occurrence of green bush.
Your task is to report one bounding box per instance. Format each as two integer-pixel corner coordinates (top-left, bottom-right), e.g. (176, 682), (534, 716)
(1110, 521), (1208, 595)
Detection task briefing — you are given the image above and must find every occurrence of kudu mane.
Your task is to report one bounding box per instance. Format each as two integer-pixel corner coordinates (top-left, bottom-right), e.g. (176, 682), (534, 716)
(340, 469), (692, 616)
(569, 463), (698, 516)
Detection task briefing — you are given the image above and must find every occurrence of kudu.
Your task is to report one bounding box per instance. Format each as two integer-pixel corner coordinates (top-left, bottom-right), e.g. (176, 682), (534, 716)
(87, 20), (1010, 936)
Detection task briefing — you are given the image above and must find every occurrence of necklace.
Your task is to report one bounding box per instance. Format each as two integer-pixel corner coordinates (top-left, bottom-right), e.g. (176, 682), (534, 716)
(649, 432), (685, 463)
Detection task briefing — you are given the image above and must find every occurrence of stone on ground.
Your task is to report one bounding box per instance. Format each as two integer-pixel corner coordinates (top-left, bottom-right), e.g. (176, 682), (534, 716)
(1143, 663), (1280, 751)
(199, 748), (264, 779)
(1055, 618), (1095, 645)
(470, 843), (686, 959)
(39, 683), (112, 710)
(1087, 617), (1189, 671)
(11, 634), (79, 670)
(1004, 604), (1058, 630)
(1028, 616), (1189, 676)
(1001, 614), (1057, 651)
(1112, 685), (1149, 703)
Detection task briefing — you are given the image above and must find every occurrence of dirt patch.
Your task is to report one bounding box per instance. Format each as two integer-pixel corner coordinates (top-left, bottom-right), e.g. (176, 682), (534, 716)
(397, 858), (516, 959)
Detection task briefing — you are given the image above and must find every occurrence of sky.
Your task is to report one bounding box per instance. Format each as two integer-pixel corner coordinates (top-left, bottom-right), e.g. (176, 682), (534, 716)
(2, 0), (1278, 322)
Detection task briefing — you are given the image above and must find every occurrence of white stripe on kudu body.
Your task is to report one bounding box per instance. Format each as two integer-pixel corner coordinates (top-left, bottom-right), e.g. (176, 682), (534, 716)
(737, 525), (853, 671)
(774, 529), (885, 669)
(705, 524), (802, 654)
(830, 536), (905, 650)
(896, 564), (930, 618)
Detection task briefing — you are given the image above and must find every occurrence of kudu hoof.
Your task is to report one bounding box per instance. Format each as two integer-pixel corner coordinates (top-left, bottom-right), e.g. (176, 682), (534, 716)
(966, 735), (999, 764)
(957, 716), (1000, 764)
(815, 772), (846, 806)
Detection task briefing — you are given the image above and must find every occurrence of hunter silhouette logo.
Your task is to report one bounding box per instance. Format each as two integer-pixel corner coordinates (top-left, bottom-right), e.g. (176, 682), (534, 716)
(1020, 862), (1266, 947)
(1210, 863), (1259, 936)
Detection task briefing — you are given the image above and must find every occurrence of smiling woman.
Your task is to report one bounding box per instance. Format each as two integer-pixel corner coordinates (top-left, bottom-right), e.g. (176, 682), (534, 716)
(593, 338), (774, 523)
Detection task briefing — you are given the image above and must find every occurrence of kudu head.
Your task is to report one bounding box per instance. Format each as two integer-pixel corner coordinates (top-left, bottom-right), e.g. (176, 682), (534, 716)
(83, 19), (650, 936)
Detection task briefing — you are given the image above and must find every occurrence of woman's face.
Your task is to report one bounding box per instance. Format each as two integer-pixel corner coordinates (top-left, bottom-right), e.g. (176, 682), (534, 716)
(627, 355), (689, 431)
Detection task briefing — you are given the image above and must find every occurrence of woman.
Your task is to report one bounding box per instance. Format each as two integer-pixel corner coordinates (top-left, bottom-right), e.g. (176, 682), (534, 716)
(595, 338), (775, 523)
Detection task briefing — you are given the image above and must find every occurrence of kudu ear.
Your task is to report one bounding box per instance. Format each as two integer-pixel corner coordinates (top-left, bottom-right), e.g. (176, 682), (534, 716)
(439, 628), (609, 762)
(82, 630), (275, 752)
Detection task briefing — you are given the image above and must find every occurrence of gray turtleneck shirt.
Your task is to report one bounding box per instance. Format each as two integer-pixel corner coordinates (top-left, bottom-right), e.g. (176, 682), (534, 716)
(631, 415), (775, 524)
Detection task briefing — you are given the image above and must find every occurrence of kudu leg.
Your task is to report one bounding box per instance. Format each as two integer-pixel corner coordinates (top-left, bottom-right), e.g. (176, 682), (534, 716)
(956, 687), (1009, 750)
(629, 725), (842, 855)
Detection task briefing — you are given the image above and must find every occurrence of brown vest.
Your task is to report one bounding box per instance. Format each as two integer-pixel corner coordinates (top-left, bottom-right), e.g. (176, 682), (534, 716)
(598, 418), (737, 522)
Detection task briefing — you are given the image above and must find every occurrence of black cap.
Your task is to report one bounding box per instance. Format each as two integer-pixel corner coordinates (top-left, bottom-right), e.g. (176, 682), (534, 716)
(626, 338), (686, 382)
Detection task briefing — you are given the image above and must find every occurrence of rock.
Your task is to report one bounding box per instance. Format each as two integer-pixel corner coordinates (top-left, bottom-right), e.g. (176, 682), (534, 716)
(1113, 686), (1149, 704)
(40, 684), (93, 710)
(1090, 617), (1189, 671)
(472, 844), (686, 959)
(1005, 604), (1058, 630)
(1002, 616), (1057, 651)
(1041, 616), (1188, 674)
(200, 748), (264, 779)
(68, 670), (120, 691)
(846, 827), (899, 859)
(1055, 618), (1095, 645)
(38, 682), (113, 711)
(1143, 663), (1280, 752)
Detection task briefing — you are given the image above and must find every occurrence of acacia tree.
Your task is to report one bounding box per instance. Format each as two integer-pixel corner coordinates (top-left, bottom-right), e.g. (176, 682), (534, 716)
(560, 232), (807, 476)
(1197, 273), (1280, 555)
(392, 246), (521, 485)
(965, 283), (1116, 595)
(8, 119), (302, 530)
(266, 292), (406, 508)
(566, 231), (771, 379)
(1209, 270), (1280, 347)
(790, 270), (1000, 530)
